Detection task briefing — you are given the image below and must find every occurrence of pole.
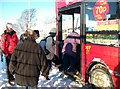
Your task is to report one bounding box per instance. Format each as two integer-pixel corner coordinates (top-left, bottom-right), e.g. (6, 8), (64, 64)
(28, 0), (30, 28)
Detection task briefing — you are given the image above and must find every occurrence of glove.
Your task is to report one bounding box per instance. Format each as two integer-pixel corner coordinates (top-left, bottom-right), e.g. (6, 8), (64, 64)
(1, 57), (3, 62)
(40, 75), (50, 80)
(11, 70), (15, 75)
(1, 52), (4, 62)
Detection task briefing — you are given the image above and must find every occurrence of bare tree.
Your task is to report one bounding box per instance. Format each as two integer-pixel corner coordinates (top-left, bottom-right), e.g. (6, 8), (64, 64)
(17, 8), (37, 32)
(12, 24), (22, 35)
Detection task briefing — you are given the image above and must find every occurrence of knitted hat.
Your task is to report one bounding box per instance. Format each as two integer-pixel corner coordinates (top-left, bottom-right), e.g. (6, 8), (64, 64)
(6, 23), (13, 28)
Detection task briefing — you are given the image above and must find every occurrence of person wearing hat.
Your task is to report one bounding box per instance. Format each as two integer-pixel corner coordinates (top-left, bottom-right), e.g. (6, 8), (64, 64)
(0, 23), (18, 85)
(9, 29), (49, 88)
(46, 28), (57, 58)
(42, 28), (58, 78)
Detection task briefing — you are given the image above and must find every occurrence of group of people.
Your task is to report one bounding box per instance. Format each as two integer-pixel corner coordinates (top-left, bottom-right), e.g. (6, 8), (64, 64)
(0, 23), (58, 88)
(0, 22), (80, 88)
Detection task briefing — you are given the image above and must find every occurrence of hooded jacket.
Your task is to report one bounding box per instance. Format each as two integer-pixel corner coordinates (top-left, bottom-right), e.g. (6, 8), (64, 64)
(9, 39), (49, 86)
(62, 32), (80, 57)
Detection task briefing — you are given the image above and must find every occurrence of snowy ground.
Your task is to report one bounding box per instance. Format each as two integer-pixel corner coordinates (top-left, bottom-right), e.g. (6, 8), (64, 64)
(0, 56), (93, 89)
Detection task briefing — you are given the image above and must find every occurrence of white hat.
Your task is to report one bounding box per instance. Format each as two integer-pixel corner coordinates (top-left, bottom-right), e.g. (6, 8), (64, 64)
(49, 28), (56, 34)
(6, 23), (13, 28)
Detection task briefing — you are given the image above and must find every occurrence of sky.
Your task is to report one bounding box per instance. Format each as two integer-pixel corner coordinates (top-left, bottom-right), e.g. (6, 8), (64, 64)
(0, 0), (56, 34)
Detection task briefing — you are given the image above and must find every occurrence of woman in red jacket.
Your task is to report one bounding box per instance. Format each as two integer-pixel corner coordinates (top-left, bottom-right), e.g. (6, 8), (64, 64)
(0, 23), (18, 85)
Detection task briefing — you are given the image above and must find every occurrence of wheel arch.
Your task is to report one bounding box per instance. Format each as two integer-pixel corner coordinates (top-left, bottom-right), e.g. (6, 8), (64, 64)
(85, 61), (107, 83)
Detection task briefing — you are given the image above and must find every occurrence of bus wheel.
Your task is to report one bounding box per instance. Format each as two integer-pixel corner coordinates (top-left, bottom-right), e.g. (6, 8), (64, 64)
(88, 64), (114, 89)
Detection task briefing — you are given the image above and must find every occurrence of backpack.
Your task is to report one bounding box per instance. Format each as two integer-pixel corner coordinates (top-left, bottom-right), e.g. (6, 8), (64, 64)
(40, 36), (54, 55)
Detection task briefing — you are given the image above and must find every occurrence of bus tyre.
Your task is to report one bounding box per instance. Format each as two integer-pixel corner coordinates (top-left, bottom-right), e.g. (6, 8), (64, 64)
(88, 64), (114, 89)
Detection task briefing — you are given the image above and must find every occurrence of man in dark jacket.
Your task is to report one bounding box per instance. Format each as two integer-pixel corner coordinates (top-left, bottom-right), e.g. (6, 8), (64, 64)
(9, 29), (49, 88)
(0, 23), (18, 84)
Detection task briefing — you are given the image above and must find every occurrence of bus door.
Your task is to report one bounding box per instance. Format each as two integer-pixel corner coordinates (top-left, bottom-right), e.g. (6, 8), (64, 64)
(57, 2), (86, 77)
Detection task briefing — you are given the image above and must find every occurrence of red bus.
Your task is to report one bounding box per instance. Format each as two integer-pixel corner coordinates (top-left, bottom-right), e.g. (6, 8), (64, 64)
(55, 0), (120, 88)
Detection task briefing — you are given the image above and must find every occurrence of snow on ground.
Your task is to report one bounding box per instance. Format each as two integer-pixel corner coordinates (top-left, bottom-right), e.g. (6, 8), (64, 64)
(0, 57), (93, 89)
(38, 67), (83, 88)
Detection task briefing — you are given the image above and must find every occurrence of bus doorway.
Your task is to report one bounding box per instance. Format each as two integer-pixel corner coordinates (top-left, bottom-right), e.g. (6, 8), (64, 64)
(57, 2), (85, 78)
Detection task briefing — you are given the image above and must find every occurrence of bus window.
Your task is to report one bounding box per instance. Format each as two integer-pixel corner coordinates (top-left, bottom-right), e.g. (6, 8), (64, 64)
(86, 2), (120, 47)
(62, 14), (80, 40)
(62, 15), (72, 40)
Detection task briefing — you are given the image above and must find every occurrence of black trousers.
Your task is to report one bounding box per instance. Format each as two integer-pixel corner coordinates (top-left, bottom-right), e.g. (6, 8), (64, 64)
(41, 60), (52, 77)
(5, 54), (14, 80)
(45, 60), (52, 75)
(63, 53), (77, 73)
